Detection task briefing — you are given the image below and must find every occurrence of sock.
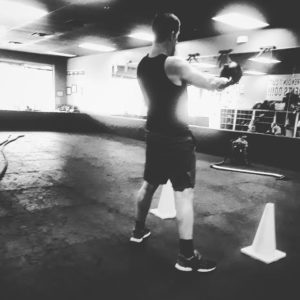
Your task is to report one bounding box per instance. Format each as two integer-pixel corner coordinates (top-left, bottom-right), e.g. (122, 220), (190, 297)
(179, 239), (194, 258)
(135, 220), (145, 231)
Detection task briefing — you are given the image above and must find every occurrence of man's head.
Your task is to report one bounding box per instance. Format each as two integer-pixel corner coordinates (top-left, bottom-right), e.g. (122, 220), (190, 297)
(152, 13), (180, 54)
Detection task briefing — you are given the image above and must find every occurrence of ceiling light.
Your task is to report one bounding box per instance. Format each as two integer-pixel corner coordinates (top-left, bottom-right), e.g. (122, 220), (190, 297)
(128, 32), (154, 42)
(244, 70), (266, 75)
(79, 42), (116, 52)
(212, 12), (269, 29)
(23, 35), (55, 46)
(191, 62), (216, 68)
(0, 1), (48, 23)
(24, 64), (53, 71)
(47, 51), (76, 57)
(248, 57), (281, 64)
(248, 46), (281, 64)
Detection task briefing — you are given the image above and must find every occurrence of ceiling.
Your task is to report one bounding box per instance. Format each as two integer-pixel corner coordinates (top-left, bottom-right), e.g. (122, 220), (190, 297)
(0, 0), (299, 58)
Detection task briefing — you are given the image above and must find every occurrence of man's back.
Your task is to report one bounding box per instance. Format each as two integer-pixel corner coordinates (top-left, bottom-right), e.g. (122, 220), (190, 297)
(137, 54), (189, 137)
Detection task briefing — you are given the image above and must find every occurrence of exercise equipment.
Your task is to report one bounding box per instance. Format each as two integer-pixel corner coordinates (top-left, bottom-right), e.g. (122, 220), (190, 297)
(218, 49), (242, 85)
(211, 162), (285, 180)
(186, 50), (243, 86)
(186, 53), (200, 63)
(0, 135), (24, 181)
(218, 49), (233, 67)
(220, 61), (243, 85)
(210, 135), (285, 180)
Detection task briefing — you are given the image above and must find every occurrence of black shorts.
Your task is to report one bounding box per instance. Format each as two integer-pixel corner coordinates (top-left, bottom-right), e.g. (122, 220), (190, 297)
(143, 131), (196, 191)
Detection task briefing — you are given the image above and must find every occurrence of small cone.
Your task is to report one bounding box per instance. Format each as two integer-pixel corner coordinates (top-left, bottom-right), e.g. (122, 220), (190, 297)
(241, 203), (286, 264)
(150, 180), (176, 219)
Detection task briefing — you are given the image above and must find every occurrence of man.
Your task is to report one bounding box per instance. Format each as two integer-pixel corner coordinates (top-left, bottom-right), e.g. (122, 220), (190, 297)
(130, 12), (239, 272)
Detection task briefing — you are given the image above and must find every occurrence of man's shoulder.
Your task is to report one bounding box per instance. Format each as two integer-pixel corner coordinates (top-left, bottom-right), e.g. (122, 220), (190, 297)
(165, 56), (189, 77)
(138, 55), (147, 66)
(166, 56), (186, 67)
(137, 55), (148, 76)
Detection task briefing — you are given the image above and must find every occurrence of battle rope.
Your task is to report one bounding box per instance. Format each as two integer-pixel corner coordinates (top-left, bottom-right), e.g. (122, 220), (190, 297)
(210, 160), (285, 180)
(0, 135), (25, 181)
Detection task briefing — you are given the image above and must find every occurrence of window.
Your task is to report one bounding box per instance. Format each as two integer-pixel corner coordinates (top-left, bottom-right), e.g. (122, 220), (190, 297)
(0, 60), (55, 111)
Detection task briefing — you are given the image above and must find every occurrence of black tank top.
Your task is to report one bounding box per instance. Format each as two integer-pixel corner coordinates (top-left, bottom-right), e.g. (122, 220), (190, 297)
(137, 54), (189, 136)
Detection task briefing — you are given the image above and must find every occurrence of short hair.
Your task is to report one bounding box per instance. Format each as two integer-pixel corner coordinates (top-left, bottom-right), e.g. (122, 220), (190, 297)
(152, 13), (180, 43)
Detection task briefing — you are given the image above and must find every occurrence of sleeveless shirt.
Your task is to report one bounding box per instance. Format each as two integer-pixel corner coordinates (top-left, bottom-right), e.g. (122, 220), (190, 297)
(137, 54), (189, 137)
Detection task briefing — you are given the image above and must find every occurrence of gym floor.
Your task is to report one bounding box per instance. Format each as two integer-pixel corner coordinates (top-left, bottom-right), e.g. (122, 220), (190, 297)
(0, 131), (299, 300)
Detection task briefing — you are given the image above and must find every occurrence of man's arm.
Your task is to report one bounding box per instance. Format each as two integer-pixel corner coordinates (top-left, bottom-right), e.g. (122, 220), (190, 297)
(165, 56), (230, 90)
(137, 79), (150, 107)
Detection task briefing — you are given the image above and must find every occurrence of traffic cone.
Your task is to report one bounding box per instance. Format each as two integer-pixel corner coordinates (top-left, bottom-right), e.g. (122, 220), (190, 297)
(241, 203), (286, 264)
(150, 180), (176, 219)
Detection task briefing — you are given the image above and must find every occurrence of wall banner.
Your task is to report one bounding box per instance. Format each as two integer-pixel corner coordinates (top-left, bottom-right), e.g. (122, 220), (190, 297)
(266, 74), (300, 101)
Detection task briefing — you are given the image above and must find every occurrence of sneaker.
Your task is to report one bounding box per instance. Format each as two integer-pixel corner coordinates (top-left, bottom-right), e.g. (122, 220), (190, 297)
(129, 227), (151, 243)
(175, 250), (216, 272)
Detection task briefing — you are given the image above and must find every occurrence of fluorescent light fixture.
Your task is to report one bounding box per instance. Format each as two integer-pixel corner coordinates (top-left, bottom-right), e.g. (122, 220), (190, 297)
(23, 34), (55, 46)
(192, 62), (216, 68)
(212, 13), (269, 29)
(248, 57), (281, 64)
(0, 1), (48, 22)
(79, 42), (116, 52)
(47, 51), (76, 57)
(128, 32), (154, 42)
(244, 70), (266, 75)
(24, 64), (53, 70)
(42, 34), (54, 40)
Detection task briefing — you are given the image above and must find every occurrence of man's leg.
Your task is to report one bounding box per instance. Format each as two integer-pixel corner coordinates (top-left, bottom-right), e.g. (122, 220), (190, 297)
(174, 188), (194, 256)
(136, 180), (159, 224)
(130, 180), (159, 243)
(174, 187), (216, 272)
(174, 188), (194, 239)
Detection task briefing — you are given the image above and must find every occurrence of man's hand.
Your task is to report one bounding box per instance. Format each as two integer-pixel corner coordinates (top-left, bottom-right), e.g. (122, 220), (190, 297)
(216, 77), (232, 91)
(220, 61), (243, 86)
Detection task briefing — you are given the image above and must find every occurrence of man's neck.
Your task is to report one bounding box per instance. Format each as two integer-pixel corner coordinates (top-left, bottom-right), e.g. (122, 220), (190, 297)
(149, 42), (171, 57)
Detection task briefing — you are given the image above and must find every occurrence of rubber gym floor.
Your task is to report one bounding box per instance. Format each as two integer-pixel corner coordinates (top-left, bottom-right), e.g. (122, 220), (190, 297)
(0, 131), (299, 300)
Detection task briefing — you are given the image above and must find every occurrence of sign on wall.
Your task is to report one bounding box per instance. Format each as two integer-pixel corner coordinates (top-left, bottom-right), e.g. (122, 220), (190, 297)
(266, 74), (300, 101)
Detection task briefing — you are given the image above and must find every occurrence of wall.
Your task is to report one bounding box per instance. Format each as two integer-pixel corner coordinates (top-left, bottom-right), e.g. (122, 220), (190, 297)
(1, 111), (299, 170)
(86, 114), (300, 171)
(67, 27), (300, 117)
(0, 110), (101, 132)
(0, 49), (68, 107)
(67, 47), (150, 114)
